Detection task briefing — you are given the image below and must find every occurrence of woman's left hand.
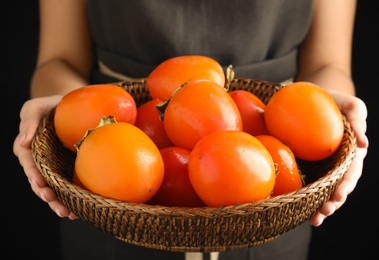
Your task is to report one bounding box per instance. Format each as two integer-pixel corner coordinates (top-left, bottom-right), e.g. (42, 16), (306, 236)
(309, 90), (369, 226)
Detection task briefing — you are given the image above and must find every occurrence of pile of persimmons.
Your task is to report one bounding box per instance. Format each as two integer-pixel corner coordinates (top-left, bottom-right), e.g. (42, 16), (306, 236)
(53, 55), (344, 208)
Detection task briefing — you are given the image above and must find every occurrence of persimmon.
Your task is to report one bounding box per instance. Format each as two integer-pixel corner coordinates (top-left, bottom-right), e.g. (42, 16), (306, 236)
(255, 135), (304, 196)
(134, 98), (174, 149)
(147, 146), (205, 207)
(163, 79), (242, 150)
(188, 130), (276, 207)
(146, 55), (225, 101)
(229, 89), (269, 136)
(265, 81), (344, 161)
(54, 84), (137, 153)
(74, 116), (164, 203)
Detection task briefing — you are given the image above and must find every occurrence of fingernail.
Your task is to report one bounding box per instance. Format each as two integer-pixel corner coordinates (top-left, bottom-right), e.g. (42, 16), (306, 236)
(40, 193), (48, 202)
(29, 177), (38, 188)
(55, 209), (63, 218)
(365, 135), (369, 147)
(18, 133), (26, 145)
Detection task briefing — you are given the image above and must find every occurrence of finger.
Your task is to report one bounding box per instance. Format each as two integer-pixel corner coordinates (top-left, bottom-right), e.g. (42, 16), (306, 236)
(47, 199), (72, 218)
(333, 147), (366, 199)
(340, 97), (368, 148)
(15, 96), (62, 150)
(328, 91), (368, 149)
(15, 142), (47, 188)
(69, 213), (78, 220)
(27, 173), (74, 218)
(309, 148), (367, 226)
(308, 211), (325, 227)
(29, 179), (56, 202)
(29, 183), (73, 218)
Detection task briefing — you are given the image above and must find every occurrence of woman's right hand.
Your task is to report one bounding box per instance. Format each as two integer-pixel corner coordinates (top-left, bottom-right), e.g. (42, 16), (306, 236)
(13, 95), (78, 220)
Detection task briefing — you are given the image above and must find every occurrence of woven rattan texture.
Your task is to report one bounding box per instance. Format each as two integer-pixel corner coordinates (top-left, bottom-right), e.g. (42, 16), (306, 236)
(32, 78), (356, 252)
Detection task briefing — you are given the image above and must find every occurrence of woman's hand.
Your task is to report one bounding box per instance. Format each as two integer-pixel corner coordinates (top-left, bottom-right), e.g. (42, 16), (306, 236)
(309, 90), (369, 226)
(13, 96), (78, 220)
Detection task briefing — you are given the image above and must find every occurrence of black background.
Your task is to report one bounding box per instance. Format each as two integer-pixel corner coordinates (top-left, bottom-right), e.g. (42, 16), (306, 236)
(3, 1), (377, 259)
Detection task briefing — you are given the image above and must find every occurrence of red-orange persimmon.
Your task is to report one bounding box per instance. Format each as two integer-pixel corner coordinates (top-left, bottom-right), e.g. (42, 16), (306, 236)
(265, 82), (344, 161)
(147, 146), (205, 207)
(255, 135), (303, 196)
(188, 130), (276, 207)
(54, 84), (137, 152)
(146, 55), (225, 101)
(134, 98), (174, 149)
(229, 89), (269, 136)
(163, 79), (242, 150)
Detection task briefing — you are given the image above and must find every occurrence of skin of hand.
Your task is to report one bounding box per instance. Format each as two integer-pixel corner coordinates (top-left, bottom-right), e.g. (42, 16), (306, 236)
(13, 96), (78, 219)
(296, 0), (369, 226)
(308, 90), (368, 226)
(13, 0), (368, 227)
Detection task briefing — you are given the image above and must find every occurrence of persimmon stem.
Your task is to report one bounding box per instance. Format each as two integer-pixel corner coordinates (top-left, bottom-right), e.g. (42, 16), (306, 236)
(75, 116), (117, 151)
(225, 64), (235, 92)
(155, 80), (191, 121)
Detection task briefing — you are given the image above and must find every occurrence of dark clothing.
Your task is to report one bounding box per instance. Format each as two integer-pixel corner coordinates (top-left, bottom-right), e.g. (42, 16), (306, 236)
(61, 1), (314, 259)
(87, 0), (313, 83)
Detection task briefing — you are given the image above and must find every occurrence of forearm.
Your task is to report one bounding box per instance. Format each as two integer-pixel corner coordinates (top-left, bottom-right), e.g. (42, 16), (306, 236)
(295, 64), (355, 96)
(30, 59), (89, 98)
(295, 0), (356, 97)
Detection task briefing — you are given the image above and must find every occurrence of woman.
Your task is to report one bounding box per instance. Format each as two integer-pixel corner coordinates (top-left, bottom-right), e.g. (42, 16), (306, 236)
(14, 0), (368, 259)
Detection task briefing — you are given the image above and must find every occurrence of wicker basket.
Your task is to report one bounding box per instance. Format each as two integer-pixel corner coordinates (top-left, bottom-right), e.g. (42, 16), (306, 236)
(32, 77), (356, 253)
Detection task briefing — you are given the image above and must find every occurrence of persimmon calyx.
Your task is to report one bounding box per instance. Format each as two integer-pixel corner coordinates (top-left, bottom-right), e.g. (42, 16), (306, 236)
(74, 116), (117, 151)
(155, 80), (191, 121)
